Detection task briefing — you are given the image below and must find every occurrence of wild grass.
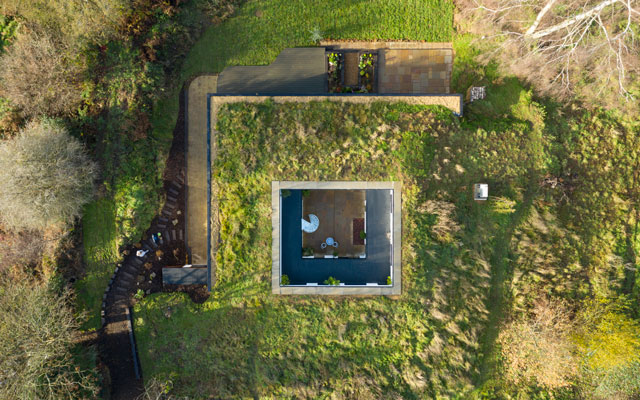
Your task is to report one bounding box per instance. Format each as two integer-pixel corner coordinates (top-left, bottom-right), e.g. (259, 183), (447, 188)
(134, 100), (540, 398)
(151, 0), (454, 150)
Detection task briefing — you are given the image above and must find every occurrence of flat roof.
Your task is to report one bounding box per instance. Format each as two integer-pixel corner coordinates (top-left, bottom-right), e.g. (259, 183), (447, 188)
(217, 48), (327, 94)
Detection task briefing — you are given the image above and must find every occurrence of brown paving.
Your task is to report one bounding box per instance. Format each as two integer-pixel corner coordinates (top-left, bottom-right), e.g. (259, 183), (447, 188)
(380, 49), (452, 94)
(321, 41), (453, 94)
(344, 52), (359, 86)
(302, 190), (365, 258)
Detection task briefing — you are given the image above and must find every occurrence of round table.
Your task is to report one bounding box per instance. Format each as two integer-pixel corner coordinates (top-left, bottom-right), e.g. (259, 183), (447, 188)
(326, 237), (335, 246)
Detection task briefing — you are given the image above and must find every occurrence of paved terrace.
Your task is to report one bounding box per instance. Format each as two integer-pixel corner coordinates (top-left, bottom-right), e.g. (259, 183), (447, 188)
(321, 41), (453, 94)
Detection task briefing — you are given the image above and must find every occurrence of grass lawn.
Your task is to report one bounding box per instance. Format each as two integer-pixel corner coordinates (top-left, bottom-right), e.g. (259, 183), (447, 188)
(151, 0), (454, 143)
(75, 198), (119, 331)
(134, 97), (546, 397)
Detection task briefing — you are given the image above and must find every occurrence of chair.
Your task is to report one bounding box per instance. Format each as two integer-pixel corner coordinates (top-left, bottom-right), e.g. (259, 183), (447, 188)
(321, 243), (327, 249)
(332, 241), (339, 248)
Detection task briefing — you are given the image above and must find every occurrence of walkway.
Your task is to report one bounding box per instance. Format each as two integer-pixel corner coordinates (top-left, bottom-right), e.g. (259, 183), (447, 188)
(100, 177), (185, 399)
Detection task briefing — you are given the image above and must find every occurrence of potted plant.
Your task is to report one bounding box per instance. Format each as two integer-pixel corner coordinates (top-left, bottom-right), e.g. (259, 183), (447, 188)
(281, 274), (290, 285)
(302, 247), (314, 257)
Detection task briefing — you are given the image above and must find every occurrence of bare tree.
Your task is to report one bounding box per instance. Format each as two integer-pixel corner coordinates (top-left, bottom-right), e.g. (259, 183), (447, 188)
(498, 297), (579, 390)
(0, 119), (97, 231)
(0, 28), (82, 117)
(459, 0), (640, 101)
(0, 282), (99, 399)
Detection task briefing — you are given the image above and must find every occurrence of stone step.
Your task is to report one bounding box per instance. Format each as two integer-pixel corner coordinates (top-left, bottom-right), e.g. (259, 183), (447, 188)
(159, 216), (169, 223)
(157, 223), (166, 230)
(146, 238), (158, 249)
(142, 243), (152, 252)
(114, 293), (128, 301)
(163, 230), (171, 242)
(168, 187), (179, 196)
(165, 202), (176, 210)
(177, 173), (185, 184)
(179, 229), (183, 241)
(167, 195), (177, 203)
(121, 270), (135, 280)
(161, 208), (173, 217)
(171, 181), (182, 190)
(115, 286), (128, 294)
(132, 257), (143, 265)
(172, 229), (177, 241)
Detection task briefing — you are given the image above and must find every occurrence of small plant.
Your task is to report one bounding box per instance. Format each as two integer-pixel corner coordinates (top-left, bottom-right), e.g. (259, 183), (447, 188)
(324, 276), (340, 286)
(309, 26), (323, 43)
(134, 289), (145, 300)
(333, 250), (338, 257)
(328, 52), (341, 67)
(302, 247), (314, 257)
(281, 189), (291, 198)
(281, 274), (290, 285)
(358, 53), (373, 76)
(359, 230), (366, 240)
(302, 189), (310, 197)
(386, 276), (392, 285)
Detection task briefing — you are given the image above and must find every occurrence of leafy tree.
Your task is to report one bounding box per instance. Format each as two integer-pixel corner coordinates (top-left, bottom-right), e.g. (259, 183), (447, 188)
(573, 298), (640, 399)
(0, 119), (97, 230)
(0, 282), (99, 399)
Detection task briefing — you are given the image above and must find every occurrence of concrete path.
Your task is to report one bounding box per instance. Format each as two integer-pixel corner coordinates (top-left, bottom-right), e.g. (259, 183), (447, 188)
(186, 76), (217, 267)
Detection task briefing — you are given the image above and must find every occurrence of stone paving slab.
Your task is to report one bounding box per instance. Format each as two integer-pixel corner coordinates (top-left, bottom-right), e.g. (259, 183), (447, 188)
(380, 49), (452, 94)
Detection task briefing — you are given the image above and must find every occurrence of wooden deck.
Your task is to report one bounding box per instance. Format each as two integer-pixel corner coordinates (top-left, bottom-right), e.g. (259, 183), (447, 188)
(302, 190), (365, 258)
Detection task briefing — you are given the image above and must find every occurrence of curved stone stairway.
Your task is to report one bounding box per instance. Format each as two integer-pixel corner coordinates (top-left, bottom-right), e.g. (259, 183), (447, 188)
(100, 171), (185, 400)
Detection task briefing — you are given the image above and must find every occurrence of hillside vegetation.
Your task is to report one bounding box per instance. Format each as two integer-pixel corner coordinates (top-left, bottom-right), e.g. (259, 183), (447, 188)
(135, 94), (640, 398)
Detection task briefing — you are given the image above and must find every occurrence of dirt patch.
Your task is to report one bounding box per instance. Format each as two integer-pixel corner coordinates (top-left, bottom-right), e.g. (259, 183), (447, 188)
(163, 284), (210, 303)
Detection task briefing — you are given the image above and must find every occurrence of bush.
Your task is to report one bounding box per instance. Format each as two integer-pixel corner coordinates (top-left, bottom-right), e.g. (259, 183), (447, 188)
(0, 29), (83, 117)
(0, 282), (99, 399)
(281, 274), (290, 286)
(0, 119), (97, 230)
(323, 276), (340, 286)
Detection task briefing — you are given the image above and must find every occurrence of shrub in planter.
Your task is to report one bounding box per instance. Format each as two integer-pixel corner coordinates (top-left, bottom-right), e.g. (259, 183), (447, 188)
(302, 247), (314, 257)
(359, 230), (366, 240)
(324, 276), (340, 286)
(281, 274), (290, 285)
(387, 276), (392, 285)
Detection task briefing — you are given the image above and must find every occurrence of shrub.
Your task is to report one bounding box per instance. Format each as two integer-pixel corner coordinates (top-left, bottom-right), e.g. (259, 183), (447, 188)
(359, 230), (366, 240)
(323, 276), (340, 286)
(0, 282), (99, 399)
(0, 119), (97, 231)
(498, 297), (578, 390)
(0, 29), (83, 117)
(281, 274), (290, 286)
(386, 276), (392, 285)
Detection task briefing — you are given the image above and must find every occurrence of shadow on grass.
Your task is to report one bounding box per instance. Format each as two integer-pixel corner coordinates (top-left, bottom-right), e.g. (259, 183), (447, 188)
(475, 174), (539, 387)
